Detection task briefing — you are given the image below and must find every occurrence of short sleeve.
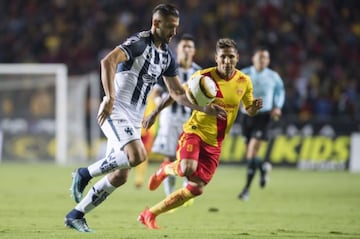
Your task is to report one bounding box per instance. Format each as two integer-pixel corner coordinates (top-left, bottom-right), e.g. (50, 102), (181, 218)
(163, 50), (178, 77)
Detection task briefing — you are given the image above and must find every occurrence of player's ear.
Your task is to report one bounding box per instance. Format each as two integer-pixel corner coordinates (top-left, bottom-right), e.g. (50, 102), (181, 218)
(152, 17), (161, 29)
(152, 19), (158, 28)
(251, 53), (257, 64)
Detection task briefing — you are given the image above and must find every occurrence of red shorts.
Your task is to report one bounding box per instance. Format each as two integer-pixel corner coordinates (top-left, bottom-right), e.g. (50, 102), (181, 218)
(176, 132), (221, 184)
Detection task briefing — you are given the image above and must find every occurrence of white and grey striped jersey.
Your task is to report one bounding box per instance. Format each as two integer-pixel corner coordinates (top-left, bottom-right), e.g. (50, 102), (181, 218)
(110, 31), (178, 127)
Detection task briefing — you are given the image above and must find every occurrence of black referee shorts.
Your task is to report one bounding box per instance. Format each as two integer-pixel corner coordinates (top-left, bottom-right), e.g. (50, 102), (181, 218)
(240, 112), (272, 144)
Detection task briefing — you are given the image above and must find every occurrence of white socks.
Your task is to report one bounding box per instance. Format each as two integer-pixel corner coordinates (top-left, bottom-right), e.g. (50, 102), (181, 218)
(88, 148), (130, 177)
(164, 175), (176, 196)
(163, 176), (189, 196)
(75, 176), (116, 214)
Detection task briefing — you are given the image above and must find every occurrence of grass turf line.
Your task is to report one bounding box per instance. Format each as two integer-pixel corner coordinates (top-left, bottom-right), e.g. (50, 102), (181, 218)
(0, 163), (359, 239)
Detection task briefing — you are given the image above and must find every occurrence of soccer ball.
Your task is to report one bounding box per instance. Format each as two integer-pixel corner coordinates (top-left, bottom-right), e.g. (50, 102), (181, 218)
(186, 75), (217, 107)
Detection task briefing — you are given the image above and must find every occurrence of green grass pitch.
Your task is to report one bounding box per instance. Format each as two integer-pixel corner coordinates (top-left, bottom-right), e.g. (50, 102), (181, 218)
(0, 163), (359, 239)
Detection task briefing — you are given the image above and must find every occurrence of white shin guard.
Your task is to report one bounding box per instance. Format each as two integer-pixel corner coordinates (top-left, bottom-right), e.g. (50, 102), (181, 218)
(75, 176), (116, 214)
(88, 148), (130, 177)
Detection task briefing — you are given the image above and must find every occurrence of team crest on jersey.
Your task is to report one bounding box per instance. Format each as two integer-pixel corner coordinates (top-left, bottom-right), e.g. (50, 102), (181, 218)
(237, 88), (243, 95)
(237, 76), (246, 82)
(124, 127), (134, 136)
(146, 50), (152, 59)
(161, 57), (168, 66)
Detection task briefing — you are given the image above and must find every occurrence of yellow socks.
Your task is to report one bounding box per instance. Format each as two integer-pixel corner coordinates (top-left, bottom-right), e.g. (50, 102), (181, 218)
(149, 187), (195, 215)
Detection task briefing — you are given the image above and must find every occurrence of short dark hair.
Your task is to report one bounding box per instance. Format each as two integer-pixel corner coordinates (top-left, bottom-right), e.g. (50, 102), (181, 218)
(152, 3), (179, 18)
(178, 33), (196, 46)
(179, 33), (195, 42)
(216, 38), (238, 52)
(253, 46), (269, 54)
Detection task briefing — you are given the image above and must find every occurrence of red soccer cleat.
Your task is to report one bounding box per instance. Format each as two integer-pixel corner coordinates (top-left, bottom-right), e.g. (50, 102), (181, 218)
(148, 161), (170, 191)
(137, 208), (160, 229)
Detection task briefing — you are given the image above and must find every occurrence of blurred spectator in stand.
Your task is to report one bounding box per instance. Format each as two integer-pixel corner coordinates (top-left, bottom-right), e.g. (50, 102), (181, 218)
(0, 96), (15, 118)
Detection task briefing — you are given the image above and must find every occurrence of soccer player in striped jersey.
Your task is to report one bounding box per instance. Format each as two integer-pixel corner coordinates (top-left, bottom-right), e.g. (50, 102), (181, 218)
(64, 4), (226, 233)
(150, 34), (201, 201)
(138, 38), (263, 229)
(238, 47), (285, 201)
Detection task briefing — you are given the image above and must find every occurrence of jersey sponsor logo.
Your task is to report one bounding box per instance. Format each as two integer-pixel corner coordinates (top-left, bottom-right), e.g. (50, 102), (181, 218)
(148, 64), (162, 79)
(142, 73), (157, 84)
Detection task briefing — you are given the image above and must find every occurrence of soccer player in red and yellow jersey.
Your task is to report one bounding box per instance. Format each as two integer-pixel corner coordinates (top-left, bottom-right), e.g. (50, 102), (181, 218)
(138, 38), (263, 229)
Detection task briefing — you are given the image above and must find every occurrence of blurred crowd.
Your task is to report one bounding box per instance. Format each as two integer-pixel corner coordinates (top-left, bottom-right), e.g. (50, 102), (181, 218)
(1, 0), (359, 121)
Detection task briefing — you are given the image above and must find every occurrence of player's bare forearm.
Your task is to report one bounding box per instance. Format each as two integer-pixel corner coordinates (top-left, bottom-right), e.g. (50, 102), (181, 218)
(163, 75), (201, 111)
(100, 59), (116, 102)
(142, 112), (157, 129)
(142, 97), (176, 129)
(100, 68), (115, 101)
(98, 58), (116, 126)
(246, 98), (263, 116)
(153, 94), (175, 114)
(142, 94), (175, 129)
(97, 96), (113, 126)
(98, 48), (127, 126)
(100, 47), (127, 101)
(171, 92), (227, 120)
(164, 75), (226, 119)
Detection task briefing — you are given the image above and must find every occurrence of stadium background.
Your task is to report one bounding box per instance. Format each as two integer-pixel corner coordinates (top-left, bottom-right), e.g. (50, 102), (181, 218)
(0, 0), (359, 170)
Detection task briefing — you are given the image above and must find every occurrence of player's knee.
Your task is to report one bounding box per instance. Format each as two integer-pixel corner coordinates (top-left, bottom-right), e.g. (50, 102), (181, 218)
(127, 145), (148, 167)
(108, 169), (128, 187)
(130, 154), (148, 167)
(186, 184), (203, 196)
(178, 159), (197, 177)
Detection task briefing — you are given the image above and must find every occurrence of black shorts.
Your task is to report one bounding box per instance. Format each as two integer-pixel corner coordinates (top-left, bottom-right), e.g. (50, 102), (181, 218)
(240, 112), (272, 144)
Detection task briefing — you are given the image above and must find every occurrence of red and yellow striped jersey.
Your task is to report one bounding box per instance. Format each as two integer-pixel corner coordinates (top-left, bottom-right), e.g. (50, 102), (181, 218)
(183, 67), (254, 147)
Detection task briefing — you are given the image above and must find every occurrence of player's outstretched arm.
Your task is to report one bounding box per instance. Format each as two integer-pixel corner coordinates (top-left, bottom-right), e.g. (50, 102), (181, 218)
(142, 93), (175, 129)
(163, 76), (227, 119)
